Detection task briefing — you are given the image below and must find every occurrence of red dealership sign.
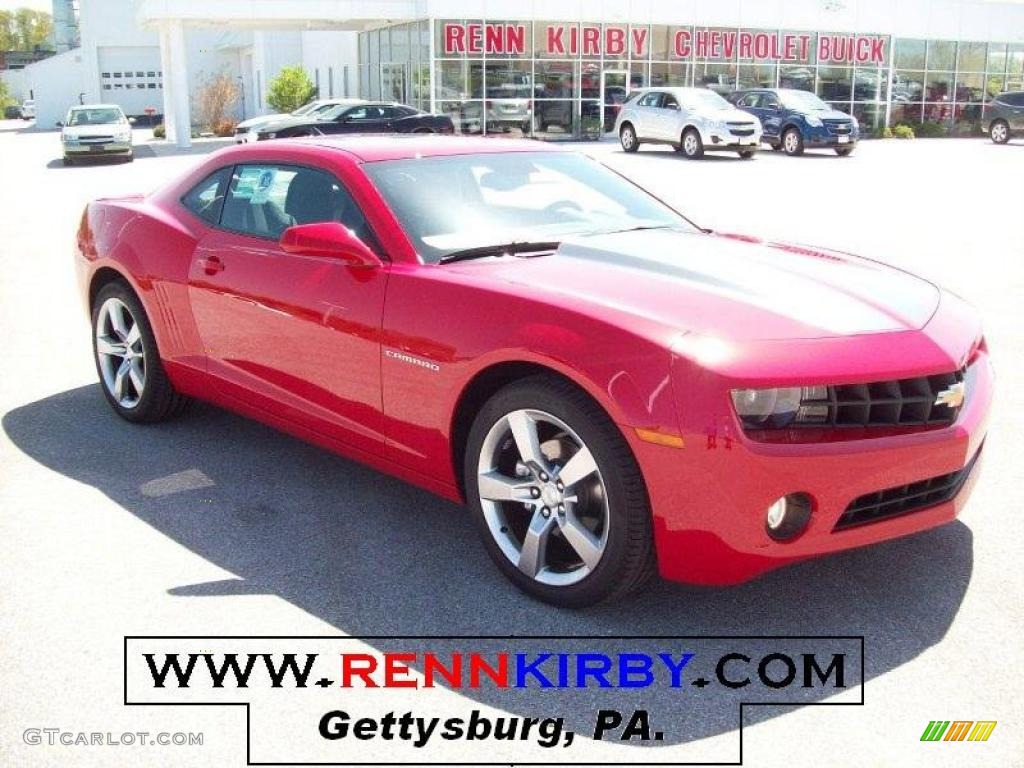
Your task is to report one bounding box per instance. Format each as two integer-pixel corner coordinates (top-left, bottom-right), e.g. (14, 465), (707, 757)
(442, 22), (887, 64)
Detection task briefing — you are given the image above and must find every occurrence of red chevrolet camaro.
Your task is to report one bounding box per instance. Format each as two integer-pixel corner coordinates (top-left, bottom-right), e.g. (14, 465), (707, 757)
(75, 136), (991, 606)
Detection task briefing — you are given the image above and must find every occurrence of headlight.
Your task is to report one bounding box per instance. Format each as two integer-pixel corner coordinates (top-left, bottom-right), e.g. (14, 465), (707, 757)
(805, 114), (823, 127)
(709, 120), (727, 132)
(62, 134), (78, 144)
(851, 116), (859, 130)
(114, 131), (131, 142)
(730, 386), (830, 429)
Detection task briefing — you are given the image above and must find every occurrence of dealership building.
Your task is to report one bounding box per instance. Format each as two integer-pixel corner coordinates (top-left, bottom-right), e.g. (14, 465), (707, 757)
(17, 0), (1024, 146)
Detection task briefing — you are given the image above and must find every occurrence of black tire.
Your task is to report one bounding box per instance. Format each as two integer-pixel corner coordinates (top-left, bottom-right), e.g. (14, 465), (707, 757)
(782, 127), (804, 156)
(124, 153), (135, 163)
(91, 281), (190, 423)
(464, 375), (656, 607)
(738, 149), (756, 159)
(681, 127), (704, 159)
(990, 119), (1010, 144)
(619, 122), (639, 152)
(63, 156), (74, 166)
(834, 146), (854, 157)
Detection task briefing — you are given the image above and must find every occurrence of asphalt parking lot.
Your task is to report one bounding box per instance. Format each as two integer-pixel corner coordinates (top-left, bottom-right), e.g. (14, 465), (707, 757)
(1, 121), (1022, 766)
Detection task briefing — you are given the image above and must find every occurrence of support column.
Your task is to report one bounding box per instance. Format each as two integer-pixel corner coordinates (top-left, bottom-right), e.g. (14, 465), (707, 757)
(158, 24), (176, 142)
(167, 20), (191, 149)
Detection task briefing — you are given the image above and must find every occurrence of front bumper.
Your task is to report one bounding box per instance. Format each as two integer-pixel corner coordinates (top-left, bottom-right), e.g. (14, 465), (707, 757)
(806, 125), (859, 147)
(65, 141), (133, 157)
(634, 300), (992, 585)
(702, 127), (763, 150)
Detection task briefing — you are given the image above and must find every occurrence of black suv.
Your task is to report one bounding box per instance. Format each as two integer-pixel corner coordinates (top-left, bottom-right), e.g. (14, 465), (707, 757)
(987, 91), (1024, 144)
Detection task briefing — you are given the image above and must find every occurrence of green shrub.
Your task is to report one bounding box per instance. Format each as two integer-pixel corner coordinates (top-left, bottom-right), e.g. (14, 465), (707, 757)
(153, 123), (165, 139)
(266, 65), (315, 114)
(912, 120), (947, 138)
(872, 124), (893, 139)
(892, 123), (915, 139)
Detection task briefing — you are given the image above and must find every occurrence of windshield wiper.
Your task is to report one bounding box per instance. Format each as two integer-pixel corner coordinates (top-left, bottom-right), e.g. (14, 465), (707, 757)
(438, 241), (561, 265)
(596, 225), (675, 236)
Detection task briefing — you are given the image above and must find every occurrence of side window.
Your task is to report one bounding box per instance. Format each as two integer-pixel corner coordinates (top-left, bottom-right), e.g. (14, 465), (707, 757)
(762, 93), (780, 109)
(219, 164), (379, 251)
(638, 92), (662, 108)
(739, 93), (760, 108)
(344, 106), (384, 121)
(181, 168), (231, 225)
(662, 94), (680, 110)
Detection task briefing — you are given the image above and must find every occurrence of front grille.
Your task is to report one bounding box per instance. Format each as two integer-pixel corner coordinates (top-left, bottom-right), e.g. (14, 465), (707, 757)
(796, 369), (965, 429)
(824, 119), (853, 135)
(80, 135), (114, 143)
(729, 128), (755, 136)
(834, 448), (981, 531)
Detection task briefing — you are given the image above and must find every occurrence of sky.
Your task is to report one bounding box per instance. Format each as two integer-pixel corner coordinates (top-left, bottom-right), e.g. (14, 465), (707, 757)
(0, 0), (52, 12)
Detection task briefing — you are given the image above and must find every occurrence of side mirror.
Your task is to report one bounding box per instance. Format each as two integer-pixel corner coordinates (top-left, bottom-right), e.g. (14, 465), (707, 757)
(279, 222), (381, 267)
(55, 121), (63, 127)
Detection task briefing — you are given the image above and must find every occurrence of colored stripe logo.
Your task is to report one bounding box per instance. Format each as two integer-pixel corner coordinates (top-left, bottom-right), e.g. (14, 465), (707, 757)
(920, 721), (997, 742)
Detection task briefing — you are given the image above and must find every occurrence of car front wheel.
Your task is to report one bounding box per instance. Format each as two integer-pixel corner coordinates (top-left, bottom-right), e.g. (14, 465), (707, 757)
(681, 128), (704, 159)
(619, 123), (639, 152)
(834, 146), (854, 156)
(782, 127), (804, 156)
(990, 120), (1010, 144)
(737, 149), (756, 159)
(92, 281), (190, 423)
(465, 376), (655, 607)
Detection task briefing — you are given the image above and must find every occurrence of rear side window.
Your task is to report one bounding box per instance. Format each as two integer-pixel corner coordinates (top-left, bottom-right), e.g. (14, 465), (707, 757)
(1003, 92), (1024, 106)
(181, 167), (231, 225)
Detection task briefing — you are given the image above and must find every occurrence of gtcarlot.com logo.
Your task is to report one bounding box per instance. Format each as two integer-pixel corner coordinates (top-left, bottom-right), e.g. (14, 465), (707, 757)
(920, 720), (997, 742)
(23, 729), (203, 747)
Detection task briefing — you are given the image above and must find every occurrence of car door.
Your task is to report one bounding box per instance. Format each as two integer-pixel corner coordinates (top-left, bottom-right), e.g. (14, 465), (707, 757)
(331, 105), (391, 134)
(756, 92), (784, 140)
(658, 92), (684, 140)
(632, 92), (663, 139)
(187, 162), (389, 455)
(1007, 93), (1024, 130)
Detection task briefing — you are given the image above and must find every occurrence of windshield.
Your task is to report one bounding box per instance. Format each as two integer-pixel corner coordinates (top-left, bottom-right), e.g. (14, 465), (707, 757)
(67, 108), (126, 126)
(779, 90), (830, 111)
(363, 152), (695, 263)
(291, 102), (322, 116)
(681, 90), (732, 110)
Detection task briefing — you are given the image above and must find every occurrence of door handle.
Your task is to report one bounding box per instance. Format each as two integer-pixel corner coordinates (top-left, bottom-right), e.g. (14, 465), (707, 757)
(199, 256), (225, 275)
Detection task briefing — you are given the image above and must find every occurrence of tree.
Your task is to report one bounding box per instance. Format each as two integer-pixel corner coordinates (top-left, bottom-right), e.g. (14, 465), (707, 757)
(0, 9), (53, 51)
(0, 78), (15, 111)
(266, 65), (315, 113)
(196, 71), (239, 132)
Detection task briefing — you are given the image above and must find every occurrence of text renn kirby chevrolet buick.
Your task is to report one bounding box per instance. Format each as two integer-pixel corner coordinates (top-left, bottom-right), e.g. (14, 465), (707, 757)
(75, 136), (991, 607)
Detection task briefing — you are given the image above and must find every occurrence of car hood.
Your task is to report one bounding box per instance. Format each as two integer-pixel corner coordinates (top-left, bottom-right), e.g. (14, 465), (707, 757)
(255, 115), (317, 133)
(237, 113), (288, 130)
(475, 229), (940, 342)
(710, 108), (759, 124)
(63, 124), (129, 138)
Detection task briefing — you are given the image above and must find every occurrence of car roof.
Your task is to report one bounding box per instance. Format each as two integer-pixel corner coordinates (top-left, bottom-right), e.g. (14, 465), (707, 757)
(251, 135), (565, 163)
(69, 104), (124, 110)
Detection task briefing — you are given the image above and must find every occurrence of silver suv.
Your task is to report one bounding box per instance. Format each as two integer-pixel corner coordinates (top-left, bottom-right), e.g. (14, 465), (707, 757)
(614, 87), (763, 159)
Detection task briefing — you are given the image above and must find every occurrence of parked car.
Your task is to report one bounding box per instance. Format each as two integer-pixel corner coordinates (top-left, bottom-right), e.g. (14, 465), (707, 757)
(74, 136), (991, 606)
(256, 101), (453, 140)
(234, 99), (359, 143)
(615, 87), (762, 159)
(986, 91), (1024, 144)
(58, 104), (135, 165)
(4, 105), (22, 119)
(729, 88), (859, 156)
(20, 99), (36, 120)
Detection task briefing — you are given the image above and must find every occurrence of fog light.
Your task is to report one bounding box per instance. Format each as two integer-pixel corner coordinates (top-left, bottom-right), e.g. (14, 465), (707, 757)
(765, 493), (813, 541)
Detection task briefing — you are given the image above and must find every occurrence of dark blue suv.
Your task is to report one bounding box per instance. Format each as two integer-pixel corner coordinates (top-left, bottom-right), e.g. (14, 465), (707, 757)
(729, 88), (859, 156)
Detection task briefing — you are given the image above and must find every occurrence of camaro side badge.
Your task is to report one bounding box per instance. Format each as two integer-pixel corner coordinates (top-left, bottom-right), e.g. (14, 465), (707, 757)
(385, 349), (441, 372)
(935, 381), (966, 409)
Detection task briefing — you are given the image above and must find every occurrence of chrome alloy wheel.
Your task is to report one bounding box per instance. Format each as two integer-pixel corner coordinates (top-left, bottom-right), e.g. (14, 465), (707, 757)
(620, 125), (636, 150)
(991, 121), (1008, 143)
(683, 132), (699, 155)
(476, 409), (609, 586)
(95, 297), (146, 409)
(784, 130), (800, 153)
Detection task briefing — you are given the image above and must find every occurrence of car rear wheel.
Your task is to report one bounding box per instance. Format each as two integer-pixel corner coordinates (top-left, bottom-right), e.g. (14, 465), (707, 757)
(619, 123), (639, 152)
(782, 127), (804, 156)
(990, 120), (1010, 144)
(465, 376), (655, 607)
(737, 149), (756, 159)
(834, 146), (854, 157)
(681, 128), (704, 159)
(63, 156), (74, 166)
(92, 281), (190, 423)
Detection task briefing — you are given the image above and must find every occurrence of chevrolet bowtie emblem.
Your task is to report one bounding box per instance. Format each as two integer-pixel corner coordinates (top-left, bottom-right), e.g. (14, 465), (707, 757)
(934, 381), (966, 409)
